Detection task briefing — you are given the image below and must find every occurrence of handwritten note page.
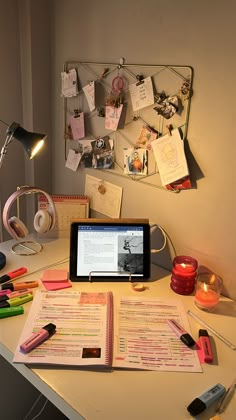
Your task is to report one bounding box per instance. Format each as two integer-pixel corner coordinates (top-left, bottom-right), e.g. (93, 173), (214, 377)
(61, 69), (78, 97)
(151, 128), (189, 186)
(13, 290), (112, 367)
(83, 81), (95, 111)
(113, 296), (202, 372)
(129, 76), (154, 111)
(85, 174), (123, 218)
(105, 104), (123, 131)
(65, 149), (82, 171)
(69, 113), (85, 140)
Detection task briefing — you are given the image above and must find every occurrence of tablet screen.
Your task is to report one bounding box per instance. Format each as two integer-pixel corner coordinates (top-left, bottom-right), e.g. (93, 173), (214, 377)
(69, 219), (150, 281)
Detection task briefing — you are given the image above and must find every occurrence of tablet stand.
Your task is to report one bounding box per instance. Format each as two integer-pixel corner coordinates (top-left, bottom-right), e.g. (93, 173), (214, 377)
(89, 270), (131, 282)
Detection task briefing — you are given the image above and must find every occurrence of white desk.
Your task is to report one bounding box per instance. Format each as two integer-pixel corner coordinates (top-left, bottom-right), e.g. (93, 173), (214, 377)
(0, 237), (235, 420)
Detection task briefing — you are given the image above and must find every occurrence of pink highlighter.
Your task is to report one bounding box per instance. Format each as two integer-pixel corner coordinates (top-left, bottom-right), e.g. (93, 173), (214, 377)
(20, 323), (56, 353)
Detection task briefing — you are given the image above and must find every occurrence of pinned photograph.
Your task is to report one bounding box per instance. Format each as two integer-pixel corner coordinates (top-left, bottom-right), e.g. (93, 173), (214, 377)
(91, 137), (114, 169)
(124, 148), (148, 175)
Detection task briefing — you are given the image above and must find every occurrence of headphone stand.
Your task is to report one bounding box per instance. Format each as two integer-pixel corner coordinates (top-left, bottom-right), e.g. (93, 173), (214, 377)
(11, 240), (43, 256)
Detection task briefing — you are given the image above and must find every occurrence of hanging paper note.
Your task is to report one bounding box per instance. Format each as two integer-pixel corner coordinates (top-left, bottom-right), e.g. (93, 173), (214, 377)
(136, 126), (157, 149)
(65, 149), (82, 172)
(82, 81), (95, 111)
(105, 104), (123, 131)
(129, 76), (154, 111)
(61, 69), (78, 97)
(69, 112), (85, 140)
(152, 128), (189, 186)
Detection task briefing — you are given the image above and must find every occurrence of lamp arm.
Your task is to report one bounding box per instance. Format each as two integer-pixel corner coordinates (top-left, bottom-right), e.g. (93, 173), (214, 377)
(0, 132), (14, 169)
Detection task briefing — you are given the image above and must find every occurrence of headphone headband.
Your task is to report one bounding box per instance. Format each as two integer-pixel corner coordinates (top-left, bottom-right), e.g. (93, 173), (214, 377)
(2, 186), (56, 239)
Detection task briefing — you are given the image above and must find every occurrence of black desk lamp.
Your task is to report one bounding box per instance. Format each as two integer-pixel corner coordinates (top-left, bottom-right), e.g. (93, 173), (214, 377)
(0, 119), (46, 249)
(0, 120), (46, 169)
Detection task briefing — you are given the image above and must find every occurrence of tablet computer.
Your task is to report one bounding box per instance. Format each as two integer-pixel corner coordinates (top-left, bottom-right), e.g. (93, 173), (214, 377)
(69, 218), (150, 281)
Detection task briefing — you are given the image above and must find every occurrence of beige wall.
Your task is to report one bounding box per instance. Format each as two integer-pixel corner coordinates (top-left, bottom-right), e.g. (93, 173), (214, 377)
(1, 1), (235, 299)
(51, 0), (236, 299)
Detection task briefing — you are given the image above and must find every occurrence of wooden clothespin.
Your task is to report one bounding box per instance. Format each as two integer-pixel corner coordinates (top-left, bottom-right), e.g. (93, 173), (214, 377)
(166, 124), (173, 136)
(136, 74), (144, 86)
(100, 68), (109, 79)
(74, 109), (80, 118)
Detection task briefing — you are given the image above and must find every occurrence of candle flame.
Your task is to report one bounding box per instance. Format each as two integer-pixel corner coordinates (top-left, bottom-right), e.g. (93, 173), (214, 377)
(181, 263), (186, 268)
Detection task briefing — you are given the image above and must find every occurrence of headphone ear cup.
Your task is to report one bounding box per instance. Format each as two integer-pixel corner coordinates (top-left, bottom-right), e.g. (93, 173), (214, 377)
(8, 216), (29, 239)
(34, 210), (52, 233)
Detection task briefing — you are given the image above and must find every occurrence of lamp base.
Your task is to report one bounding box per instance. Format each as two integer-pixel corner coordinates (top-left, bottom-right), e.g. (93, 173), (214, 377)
(11, 240), (43, 256)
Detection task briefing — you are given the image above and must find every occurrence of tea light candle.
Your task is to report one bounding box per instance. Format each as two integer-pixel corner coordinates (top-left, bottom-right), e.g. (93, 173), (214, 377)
(194, 273), (223, 310)
(195, 283), (220, 310)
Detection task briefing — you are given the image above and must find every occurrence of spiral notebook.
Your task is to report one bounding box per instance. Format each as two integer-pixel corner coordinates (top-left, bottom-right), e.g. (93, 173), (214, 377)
(13, 290), (201, 372)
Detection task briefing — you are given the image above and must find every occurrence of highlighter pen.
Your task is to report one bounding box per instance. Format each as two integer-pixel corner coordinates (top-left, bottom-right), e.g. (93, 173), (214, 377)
(0, 267), (27, 284)
(0, 289), (33, 302)
(167, 319), (196, 348)
(187, 383), (226, 416)
(0, 289), (12, 296)
(0, 281), (39, 291)
(20, 323), (56, 353)
(199, 329), (214, 363)
(0, 293), (33, 308)
(0, 306), (24, 318)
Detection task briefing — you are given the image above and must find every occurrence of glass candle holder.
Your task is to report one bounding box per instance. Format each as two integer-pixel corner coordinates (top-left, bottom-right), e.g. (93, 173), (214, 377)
(194, 272), (223, 311)
(171, 255), (198, 295)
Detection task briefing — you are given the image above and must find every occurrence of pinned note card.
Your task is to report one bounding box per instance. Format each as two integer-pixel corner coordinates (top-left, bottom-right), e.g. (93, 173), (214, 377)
(61, 69), (78, 97)
(69, 113), (85, 140)
(65, 149), (82, 172)
(105, 104), (123, 131)
(129, 76), (154, 111)
(152, 128), (189, 186)
(83, 81), (95, 111)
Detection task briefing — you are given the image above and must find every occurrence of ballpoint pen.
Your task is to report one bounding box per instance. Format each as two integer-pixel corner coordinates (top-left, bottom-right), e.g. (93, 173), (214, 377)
(215, 376), (236, 413)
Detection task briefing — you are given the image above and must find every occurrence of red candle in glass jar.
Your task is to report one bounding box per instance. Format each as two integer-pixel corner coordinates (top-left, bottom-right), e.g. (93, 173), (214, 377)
(173, 256), (198, 274)
(171, 255), (198, 295)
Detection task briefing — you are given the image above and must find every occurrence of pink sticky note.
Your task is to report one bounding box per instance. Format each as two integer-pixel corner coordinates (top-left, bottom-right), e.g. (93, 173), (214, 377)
(41, 269), (72, 291)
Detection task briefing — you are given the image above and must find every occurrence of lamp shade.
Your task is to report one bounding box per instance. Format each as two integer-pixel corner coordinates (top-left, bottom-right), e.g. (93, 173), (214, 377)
(8, 122), (46, 159)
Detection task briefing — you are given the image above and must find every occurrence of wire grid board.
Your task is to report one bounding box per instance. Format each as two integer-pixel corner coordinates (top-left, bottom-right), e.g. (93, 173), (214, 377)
(63, 61), (193, 191)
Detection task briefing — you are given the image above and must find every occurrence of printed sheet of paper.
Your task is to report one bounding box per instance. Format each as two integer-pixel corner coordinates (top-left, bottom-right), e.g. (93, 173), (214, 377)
(83, 81), (95, 111)
(85, 174), (122, 218)
(113, 296), (202, 372)
(105, 104), (123, 131)
(69, 113), (85, 140)
(65, 149), (82, 171)
(13, 290), (111, 367)
(152, 128), (189, 185)
(129, 76), (154, 111)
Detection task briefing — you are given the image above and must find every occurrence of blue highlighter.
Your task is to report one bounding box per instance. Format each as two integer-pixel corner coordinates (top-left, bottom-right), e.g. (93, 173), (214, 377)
(187, 383), (226, 416)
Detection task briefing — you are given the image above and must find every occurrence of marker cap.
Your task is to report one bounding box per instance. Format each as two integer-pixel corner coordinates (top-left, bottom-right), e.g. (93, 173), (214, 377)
(44, 323), (56, 336)
(181, 333), (196, 347)
(187, 398), (206, 416)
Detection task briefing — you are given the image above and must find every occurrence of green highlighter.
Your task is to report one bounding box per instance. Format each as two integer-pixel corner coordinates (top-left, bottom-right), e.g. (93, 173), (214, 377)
(0, 306), (24, 318)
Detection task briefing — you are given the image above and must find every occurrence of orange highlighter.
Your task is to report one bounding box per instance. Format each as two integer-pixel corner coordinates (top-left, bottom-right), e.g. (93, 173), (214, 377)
(0, 281), (39, 291)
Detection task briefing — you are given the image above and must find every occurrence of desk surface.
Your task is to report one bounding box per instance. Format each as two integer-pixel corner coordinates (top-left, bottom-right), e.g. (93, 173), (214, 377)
(0, 237), (235, 420)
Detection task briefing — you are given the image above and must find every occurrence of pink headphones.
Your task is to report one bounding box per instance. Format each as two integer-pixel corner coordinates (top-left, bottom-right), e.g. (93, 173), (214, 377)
(2, 186), (56, 240)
